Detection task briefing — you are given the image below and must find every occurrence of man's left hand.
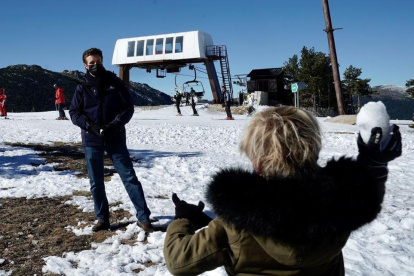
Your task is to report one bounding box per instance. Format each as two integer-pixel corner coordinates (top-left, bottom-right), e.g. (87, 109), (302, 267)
(101, 123), (119, 142)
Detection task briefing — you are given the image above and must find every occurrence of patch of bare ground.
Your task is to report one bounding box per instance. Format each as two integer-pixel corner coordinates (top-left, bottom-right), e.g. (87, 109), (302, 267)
(132, 261), (158, 273)
(0, 196), (131, 275)
(137, 105), (170, 111)
(0, 143), (158, 275)
(148, 195), (169, 200)
(207, 104), (248, 115)
(5, 142), (119, 181)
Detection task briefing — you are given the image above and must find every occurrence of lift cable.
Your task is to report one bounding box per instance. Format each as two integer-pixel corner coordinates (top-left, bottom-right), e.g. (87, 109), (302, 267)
(194, 66), (208, 72)
(193, 67), (208, 75)
(194, 66), (224, 78)
(173, 73), (210, 80)
(195, 69), (209, 76)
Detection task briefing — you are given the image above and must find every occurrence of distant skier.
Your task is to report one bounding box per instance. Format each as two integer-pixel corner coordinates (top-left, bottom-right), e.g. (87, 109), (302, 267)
(247, 93), (255, 116)
(222, 86), (233, 120)
(54, 84), (68, 120)
(185, 92), (190, 106)
(174, 90), (182, 116)
(0, 88), (7, 118)
(190, 88), (198, 116)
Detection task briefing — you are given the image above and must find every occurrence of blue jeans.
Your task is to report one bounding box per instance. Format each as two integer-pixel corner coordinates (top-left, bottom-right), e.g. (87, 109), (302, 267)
(225, 101), (232, 118)
(84, 144), (151, 222)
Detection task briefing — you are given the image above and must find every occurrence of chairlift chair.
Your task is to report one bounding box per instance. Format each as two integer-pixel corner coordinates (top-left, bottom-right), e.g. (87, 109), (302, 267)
(182, 80), (205, 99)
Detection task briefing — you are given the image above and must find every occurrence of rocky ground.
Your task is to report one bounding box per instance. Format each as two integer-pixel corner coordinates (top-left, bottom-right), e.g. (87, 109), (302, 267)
(137, 105), (171, 111)
(206, 104), (249, 115)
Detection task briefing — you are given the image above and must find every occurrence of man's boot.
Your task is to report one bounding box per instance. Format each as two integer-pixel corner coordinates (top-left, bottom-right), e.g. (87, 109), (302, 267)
(137, 221), (155, 233)
(92, 220), (110, 232)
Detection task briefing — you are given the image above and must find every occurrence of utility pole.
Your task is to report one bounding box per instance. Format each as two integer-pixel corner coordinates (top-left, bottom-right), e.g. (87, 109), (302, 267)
(322, 0), (345, 115)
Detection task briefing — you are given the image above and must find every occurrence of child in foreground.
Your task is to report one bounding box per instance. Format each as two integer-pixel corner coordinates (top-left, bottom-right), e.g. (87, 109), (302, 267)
(164, 106), (402, 276)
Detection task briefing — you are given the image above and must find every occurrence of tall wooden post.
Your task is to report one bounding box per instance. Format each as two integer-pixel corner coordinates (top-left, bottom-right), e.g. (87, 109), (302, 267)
(119, 65), (131, 89)
(322, 0), (345, 115)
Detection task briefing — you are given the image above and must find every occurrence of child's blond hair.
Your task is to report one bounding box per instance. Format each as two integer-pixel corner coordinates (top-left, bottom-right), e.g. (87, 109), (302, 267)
(239, 107), (321, 177)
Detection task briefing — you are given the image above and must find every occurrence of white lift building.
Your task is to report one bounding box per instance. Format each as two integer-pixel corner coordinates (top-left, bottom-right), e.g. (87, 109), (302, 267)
(112, 31), (232, 101)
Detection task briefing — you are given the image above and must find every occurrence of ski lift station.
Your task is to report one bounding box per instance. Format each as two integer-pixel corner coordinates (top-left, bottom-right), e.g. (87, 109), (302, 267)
(112, 31), (232, 102)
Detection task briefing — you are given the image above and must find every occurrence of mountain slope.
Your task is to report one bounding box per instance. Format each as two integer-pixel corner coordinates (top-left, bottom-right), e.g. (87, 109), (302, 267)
(0, 65), (173, 112)
(360, 85), (413, 120)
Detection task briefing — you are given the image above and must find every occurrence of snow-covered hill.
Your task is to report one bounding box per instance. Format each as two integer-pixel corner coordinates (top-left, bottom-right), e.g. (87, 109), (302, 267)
(372, 84), (409, 98)
(0, 65), (173, 113)
(362, 85), (413, 119)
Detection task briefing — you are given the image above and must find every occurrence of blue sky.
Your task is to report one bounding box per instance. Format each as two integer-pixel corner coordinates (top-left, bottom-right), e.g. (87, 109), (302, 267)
(1, 0), (413, 99)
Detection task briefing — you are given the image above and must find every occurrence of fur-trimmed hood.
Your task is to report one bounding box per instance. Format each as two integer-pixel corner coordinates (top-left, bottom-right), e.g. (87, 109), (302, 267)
(206, 157), (385, 245)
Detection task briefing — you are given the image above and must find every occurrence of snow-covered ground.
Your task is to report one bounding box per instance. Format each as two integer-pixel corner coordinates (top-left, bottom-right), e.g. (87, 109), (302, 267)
(0, 104), (413, 276)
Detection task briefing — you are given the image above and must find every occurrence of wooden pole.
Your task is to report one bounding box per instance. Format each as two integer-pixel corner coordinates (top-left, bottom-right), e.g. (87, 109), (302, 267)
(322, 0), (345, 115)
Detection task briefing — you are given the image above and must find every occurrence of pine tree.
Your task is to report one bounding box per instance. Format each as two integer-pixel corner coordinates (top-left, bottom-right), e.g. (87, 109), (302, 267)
(406, 79), (414, 98)
(283, 55), (300, 83)
(284, 47), (346, 111)
(298, 47), (332, 109)
(342, 65), (373, 112)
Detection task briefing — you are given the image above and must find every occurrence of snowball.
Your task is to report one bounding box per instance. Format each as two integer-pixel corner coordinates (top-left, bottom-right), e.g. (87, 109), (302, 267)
(356, 101), (390, 144)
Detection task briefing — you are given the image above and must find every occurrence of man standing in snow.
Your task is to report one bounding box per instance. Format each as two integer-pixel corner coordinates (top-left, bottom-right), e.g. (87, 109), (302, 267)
(190, 88), (198, 116)
(54, 84), (68, 120)
(69, 48), (154, 233)
(173, 90), (182, 115)
(222, 86), (233, 120)
(247, 93), (255, 116)
(0, 89), (6, 117)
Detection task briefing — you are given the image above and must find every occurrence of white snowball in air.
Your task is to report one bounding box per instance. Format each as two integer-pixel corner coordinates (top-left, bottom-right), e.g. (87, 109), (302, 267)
(356, 101), (390, 144)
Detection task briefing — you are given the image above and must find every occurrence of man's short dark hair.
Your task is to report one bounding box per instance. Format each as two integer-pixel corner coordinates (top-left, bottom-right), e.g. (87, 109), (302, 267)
(82, 48), (103, 64)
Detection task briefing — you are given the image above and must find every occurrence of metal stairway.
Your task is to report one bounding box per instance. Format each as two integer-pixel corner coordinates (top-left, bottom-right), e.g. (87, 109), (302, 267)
(206, 45), (233, 100)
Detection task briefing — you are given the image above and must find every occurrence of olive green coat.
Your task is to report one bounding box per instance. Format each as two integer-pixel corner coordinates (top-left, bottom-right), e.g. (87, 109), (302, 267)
(164, 158), (386, 275)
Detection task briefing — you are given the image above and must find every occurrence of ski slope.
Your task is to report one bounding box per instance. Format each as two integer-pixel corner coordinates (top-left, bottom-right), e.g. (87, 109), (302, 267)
(0, 104), (413, 276)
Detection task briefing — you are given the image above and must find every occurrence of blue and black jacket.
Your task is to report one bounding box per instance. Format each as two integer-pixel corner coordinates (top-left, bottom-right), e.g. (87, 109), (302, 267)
(69, 71), (134, 147)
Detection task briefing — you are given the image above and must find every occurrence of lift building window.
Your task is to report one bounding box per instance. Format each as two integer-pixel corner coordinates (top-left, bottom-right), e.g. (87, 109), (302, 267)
(146, 39), (154, 55)
(137, 40), (144, 56)
(127, 41), (135, 57)
(165, 37), (173, 54)
(175, 36), (183, 53)
(156, 38), (163, 54)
